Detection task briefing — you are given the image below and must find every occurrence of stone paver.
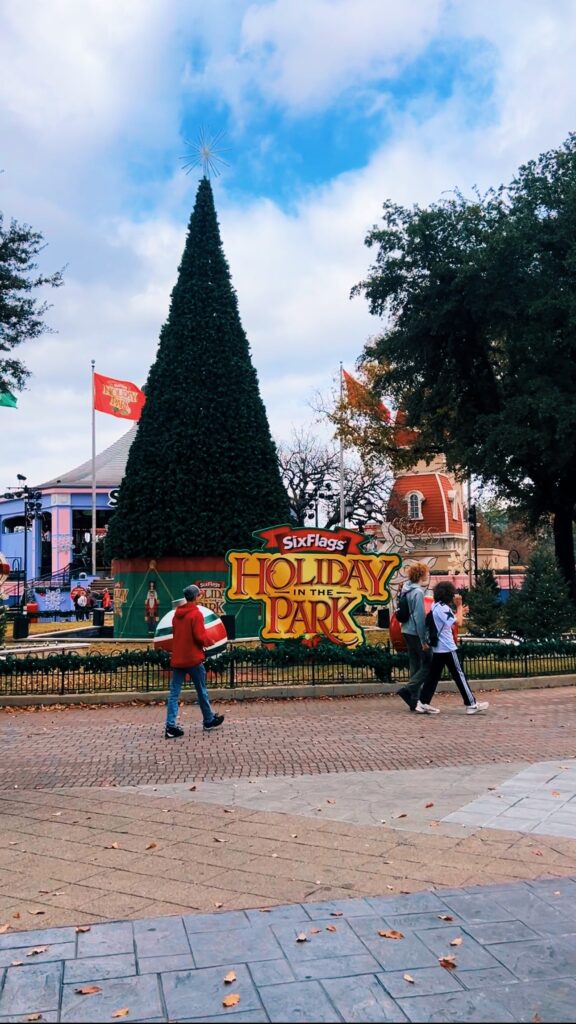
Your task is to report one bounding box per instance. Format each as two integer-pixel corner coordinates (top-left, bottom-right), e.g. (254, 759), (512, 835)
(1, 687), (576, 789)
(1, 689), (576, 1018)
(444, 760), (576, 837)
(0, 882), (574, 1021)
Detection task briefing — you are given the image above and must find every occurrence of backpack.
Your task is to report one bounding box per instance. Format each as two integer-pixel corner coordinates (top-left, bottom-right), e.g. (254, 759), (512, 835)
(395, 589), (412, 624)
(425, 608), (440, 648)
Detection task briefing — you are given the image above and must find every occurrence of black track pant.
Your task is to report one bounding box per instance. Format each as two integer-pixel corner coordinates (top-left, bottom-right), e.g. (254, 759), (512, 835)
(419, 650), (476, 707)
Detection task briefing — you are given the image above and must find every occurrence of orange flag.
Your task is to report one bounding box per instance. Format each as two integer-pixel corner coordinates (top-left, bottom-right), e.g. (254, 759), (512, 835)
(93, 373), (146, 420)
(343, 370), (391, 422)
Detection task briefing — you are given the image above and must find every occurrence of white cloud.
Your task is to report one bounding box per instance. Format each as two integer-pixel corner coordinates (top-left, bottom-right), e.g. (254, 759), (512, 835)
(186, 0), (444, 115)
(2, 0), (576, 496)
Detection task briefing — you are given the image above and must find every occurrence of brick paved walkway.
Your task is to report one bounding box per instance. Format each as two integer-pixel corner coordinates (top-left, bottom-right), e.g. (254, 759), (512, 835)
(1, 688), (576, 1019)
(1, 880), (576, 1021)
(1, 687), (576, 790)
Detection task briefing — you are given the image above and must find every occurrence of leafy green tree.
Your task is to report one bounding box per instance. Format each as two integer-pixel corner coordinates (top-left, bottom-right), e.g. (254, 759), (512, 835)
(466, 568), (502, 636)
(351, 134), (576, 597)
(505, 547), (574, 639)
(107, 178), (289, 558)
(0, 210), (63, 394)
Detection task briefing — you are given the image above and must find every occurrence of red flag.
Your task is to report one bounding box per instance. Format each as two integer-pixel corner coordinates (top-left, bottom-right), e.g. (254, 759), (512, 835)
(343, 370), (391, 422)
(93, 373), (146, 420)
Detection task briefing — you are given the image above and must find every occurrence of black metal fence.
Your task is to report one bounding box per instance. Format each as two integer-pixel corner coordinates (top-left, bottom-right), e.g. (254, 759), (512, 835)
(1, 643), (576, 697)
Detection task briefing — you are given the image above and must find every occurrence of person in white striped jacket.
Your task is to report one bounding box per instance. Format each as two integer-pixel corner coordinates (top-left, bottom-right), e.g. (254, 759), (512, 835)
(416, 581), (489, 716)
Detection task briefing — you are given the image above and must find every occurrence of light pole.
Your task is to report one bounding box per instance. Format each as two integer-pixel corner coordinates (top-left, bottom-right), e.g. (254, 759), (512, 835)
(3, 477), (43, 610)
(507, 548), (520, 593)
(305, 482), (333, 528)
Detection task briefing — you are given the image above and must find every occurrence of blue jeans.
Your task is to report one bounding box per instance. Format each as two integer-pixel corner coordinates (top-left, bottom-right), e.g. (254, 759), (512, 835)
(166, 663), (214, 727)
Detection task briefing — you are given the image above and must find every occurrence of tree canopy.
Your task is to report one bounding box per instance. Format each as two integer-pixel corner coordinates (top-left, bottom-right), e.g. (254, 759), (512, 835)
(0, 210), (63, 394)
(107, 177), (289, 559)
(351, 133), (576, 595)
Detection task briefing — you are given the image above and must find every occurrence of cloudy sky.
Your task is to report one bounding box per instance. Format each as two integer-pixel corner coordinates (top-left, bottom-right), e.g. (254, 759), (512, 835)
(1, 0), (575, 489)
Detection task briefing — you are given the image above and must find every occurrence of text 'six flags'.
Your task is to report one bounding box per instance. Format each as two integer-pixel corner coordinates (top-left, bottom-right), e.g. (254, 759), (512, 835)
(343, 370), (391, 422)
(93, 373), (146, 421)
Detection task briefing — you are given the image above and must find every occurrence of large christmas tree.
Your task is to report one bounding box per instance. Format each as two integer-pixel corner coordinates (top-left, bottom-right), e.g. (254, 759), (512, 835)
(108, 178), (289, 559)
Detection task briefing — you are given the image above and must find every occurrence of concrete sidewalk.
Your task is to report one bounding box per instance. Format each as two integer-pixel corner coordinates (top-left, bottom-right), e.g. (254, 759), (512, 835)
(2, 690), (576, 1019)
(1, 879), (576, 1021)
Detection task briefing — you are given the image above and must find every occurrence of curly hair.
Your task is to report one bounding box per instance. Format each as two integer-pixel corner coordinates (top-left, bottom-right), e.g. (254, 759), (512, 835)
(407, 562), (429, 583)
(433, 581), (456, 604)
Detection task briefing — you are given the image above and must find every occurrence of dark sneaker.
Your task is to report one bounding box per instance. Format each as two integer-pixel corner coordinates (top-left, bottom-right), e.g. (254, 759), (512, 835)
(165, 724), (184, 739)
(204, 714), (225, 730)
(397, 687), (417, 712)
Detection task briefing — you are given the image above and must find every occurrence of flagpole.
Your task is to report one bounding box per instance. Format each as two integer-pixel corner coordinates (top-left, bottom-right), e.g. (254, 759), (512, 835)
(339, 362), (345, 526)
(91, 360), (97, 577)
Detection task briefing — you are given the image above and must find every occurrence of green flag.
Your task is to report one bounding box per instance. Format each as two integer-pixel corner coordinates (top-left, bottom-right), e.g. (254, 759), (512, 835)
(0, 390), (17, 408)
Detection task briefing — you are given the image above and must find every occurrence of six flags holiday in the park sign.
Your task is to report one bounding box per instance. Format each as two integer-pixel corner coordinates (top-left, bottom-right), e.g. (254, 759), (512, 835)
(226, 525), (400, 647)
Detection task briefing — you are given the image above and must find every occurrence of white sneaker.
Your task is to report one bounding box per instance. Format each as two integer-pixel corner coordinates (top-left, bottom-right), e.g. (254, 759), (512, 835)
(415, 700), (441, 715)
(466, 701), (489, 715)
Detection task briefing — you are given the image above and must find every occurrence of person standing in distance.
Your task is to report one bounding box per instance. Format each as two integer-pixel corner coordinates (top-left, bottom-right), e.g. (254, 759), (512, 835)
(416, 581), (489, 716)
(165, 584), (224, 739)
(397, 562), (431, 711)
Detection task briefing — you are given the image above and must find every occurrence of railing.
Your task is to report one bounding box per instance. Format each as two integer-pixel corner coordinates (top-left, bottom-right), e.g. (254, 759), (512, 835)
(1, 642), (576, 697)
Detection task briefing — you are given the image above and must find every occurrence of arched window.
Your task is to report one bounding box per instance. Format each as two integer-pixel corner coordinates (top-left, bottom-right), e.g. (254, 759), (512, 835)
(407, 492), (423, 520)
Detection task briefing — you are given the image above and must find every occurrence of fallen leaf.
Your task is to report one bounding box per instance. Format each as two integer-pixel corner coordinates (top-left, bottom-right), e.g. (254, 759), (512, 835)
(438, 914), (454, 921)
(309, 927), (321, 934)
(438, 955), (457, 970)
(449, 937), (463, 947)
(11, 960), (24, 966)
(552, 791), (561, 797)
(0, 923), (11, 933)
(326, 925), (337, 932)
(52, 812), (62, 816)
(107, 842), (120, 849)
(12, 912), (21, 919)
(326, 799), (336, 804)
(189, 785), (197, 791)
(223, 970), (237, 984)
(75, 985), (102, 995)
(330, 911), (343, 917)
(222, 994), (240, 1008)
(291, 834), (298, 838)
(214, 903), (224, 909)
(25, 1015), (43, 1022)
(532, 850), (543, 857)
(386, 885), (395, 890)
(378, 930), (404, 940)
(403, 973), (415, 984)
(425, 802), (434, 808)
(27, 910), (45, 916)
(9, 842), (18, 846)
(259, 908), (271, 913)
(223, 809), (234, 814)
(214, 837), (229, 844)
(271, 854), (278, 858)
(26, 947), (49, 957)
(487, 786), (496, 791)
(296, 933), (308, 943)
(393, 813), (407, 819)
(145, 843), (157, 850)
(75, 926), (91, 933)
(111, 1011), (130, 1019)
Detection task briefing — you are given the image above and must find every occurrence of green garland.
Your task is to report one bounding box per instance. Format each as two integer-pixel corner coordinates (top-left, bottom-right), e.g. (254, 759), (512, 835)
(2, 637), (575, 678)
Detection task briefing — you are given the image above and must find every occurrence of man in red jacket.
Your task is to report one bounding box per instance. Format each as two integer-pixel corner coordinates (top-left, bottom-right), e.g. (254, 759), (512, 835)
(165, 584), (225, 739)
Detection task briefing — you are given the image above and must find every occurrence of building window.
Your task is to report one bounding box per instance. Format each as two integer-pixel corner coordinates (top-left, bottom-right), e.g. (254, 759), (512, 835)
(407, 492), (423, 520)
